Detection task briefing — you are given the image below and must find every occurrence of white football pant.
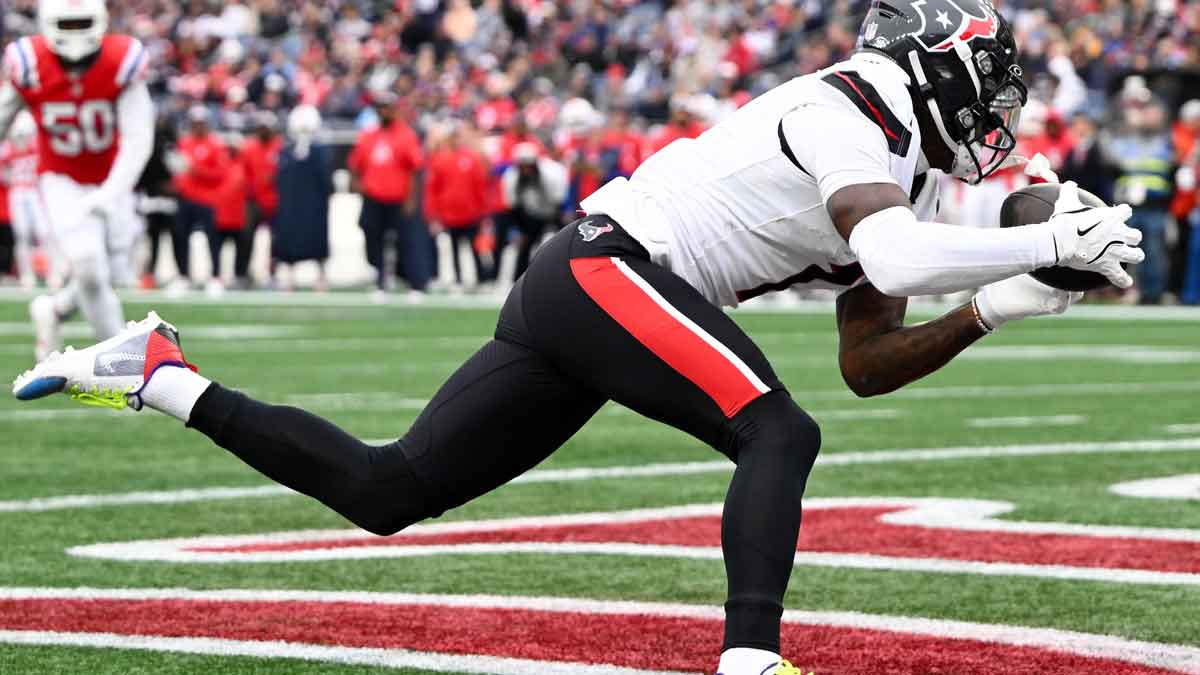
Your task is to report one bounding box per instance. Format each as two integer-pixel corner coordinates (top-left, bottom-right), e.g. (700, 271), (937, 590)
(39, 172), (140, 340)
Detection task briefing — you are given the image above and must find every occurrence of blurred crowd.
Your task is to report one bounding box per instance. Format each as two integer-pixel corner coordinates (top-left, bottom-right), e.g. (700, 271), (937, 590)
(0, 0), (1198, 303)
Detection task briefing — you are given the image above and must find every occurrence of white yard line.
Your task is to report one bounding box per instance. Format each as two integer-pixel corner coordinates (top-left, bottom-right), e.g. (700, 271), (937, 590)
(2, 287), (1199, 321)
(966, 414), (1086, 429)
(1166, 424), (1200, 435)
(0, 631), (686, 675)
(1, 587), (1198, 673)
(281, 381), (1200, 410)
(5, 437), (1200, 513)
(0, 323), (306, 339)
(1110, 475), (1200, 501)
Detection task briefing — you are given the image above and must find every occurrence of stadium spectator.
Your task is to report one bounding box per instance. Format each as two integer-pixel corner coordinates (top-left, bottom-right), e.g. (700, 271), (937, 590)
(348, 96), (427, 299)
(1105, 82), (1176, 305)
(136, 114), (181, 290)
(1059, 112), (1113, 202)
(274, 105), (332, 292)
(209, 142), (250, 294)
(240, 111), (284, 287)
(0, 174), (10, 282)
(644, 97), (707, 157)
(172, 106), (231, 295)
(424, 121), (490, 289)
(1175, 101), (1200, 304)
(500, 142), (568, 282)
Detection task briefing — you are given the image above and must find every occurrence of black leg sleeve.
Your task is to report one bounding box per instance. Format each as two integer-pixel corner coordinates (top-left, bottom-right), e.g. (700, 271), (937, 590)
(720, 391), (821, 653)
(188, 384), (428, 536)
(187, 339), (604, 536)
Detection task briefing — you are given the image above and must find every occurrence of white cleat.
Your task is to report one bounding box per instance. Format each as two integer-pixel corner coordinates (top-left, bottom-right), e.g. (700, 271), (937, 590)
(12, 311), (195, 410)
(29, 295), (62, 362)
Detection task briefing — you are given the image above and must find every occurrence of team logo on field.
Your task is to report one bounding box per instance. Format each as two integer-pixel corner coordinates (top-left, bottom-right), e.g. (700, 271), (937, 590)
(576, 219), (614, 242)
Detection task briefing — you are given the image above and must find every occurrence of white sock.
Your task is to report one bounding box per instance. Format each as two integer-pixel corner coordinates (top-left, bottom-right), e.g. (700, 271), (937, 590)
(140, 365), (212, 423)
(717, 647), (781, 675)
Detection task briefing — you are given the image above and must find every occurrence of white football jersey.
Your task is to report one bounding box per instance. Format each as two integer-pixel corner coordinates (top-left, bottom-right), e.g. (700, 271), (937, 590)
(581, 52), (940, 308)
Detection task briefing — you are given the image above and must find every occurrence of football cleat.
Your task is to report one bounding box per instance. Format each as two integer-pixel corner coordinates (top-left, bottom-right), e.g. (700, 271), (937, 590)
(716, 659), (812, 675)
(773, 660), (812, 675)
(11, 311), (195, 410)
(30, 295), (62, 362)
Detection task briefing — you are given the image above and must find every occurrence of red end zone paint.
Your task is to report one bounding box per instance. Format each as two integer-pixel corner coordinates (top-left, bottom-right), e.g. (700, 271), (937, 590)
(0, 597), (1184, 675)
(195, 506), (1200, 574)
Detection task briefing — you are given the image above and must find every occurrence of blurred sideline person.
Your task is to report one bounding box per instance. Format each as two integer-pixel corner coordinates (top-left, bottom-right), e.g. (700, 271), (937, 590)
(239, 111), (283, 290)
(12, 3), (1146, 673)
(172, 105), (230, 296)
(1, 111), (48, 290)
(425, 120), (489, 289)
(272, 104), (331, 291)
(136, 113), (179, 290)
(500, 142), (567, 281)
(1105, 82), (1174, 304)
(0, 176), (10, 280)
(209, 140), (249, 294)
(0, 0), (154, 360)
(348, 95), (426, 301)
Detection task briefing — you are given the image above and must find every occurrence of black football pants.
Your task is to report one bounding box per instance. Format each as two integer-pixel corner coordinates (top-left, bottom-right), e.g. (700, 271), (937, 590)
(189, 217), (822, 654)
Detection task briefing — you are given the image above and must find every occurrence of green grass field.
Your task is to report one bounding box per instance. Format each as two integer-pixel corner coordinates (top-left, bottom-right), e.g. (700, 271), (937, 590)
(1, 292), (1198, 674)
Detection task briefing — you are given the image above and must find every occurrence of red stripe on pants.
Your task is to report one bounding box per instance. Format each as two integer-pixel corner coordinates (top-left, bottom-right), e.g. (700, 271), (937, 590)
(570, 256), (763, 418)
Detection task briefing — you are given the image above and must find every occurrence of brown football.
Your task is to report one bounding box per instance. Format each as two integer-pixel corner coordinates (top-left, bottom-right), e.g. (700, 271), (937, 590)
(999, 183), (1115, 291)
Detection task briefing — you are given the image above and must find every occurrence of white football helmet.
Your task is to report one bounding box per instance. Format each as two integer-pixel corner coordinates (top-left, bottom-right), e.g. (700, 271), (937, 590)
(39, 0), (108, 63)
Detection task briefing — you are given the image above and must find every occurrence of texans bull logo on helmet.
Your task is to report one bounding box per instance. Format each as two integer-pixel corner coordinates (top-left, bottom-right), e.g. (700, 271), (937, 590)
(862, 0), (1000, 53)
(913, 0), (999, 52)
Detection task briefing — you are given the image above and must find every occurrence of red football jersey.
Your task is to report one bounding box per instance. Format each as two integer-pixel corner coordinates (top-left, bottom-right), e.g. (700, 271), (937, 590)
(4, 35), (148, 185)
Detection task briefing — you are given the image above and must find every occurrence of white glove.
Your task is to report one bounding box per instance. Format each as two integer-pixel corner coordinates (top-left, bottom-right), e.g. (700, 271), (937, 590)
(1044, 181), (1144, 289)
(974, 273), (1083, 330)
(1024, 152), (1060, 183)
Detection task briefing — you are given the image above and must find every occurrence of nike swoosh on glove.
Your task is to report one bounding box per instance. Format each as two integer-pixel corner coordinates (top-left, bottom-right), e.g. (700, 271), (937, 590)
(1044, 181), (1144, 289)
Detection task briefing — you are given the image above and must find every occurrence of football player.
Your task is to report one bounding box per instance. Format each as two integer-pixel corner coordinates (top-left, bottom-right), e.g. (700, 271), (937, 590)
(0, 0), (154, 359)
(12, 2), (1142, 674)
(0, 111), (47, 290)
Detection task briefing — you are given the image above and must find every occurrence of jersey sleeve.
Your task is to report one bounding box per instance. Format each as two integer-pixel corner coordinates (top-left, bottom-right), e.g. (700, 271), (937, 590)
(114, 38), (149, 90)
(779, 100), (899, 206)
(4, 39), (36, 91)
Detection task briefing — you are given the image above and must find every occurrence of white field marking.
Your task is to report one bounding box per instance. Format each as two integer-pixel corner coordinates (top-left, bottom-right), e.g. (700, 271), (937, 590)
(802, 380), (1200, 402)
(0, 631), (687, 675)
(959, 344), (1200, 364)
(285, 381), (1200, 409)
(1110, 475), (1200, 501)
(609, 257), (771, 394)
(190, 336), (485, 353)
(0, 485), (296, 513)
(965, 414), (1086, 429)
(283, 392), (430, 410)
(286, 381), (1200, 413)
(1, 587), (1198, 674)
(65, 498), (1200, 590)
(2, 286), (1197, 322)
(598, 405), (901, 421)
(0, 408), (129, 421)
(0, 323), (306, 340)
(8, 437), (1200, 513)
(1167, 424), (1200, 435)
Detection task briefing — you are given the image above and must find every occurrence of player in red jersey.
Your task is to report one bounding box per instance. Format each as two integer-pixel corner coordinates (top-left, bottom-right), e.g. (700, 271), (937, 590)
(0, 0), (154, 360)
(0, 111), (48, 290)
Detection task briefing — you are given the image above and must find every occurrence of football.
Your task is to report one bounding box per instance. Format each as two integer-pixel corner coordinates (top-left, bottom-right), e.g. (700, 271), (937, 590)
(999, 183), (1116, 291)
